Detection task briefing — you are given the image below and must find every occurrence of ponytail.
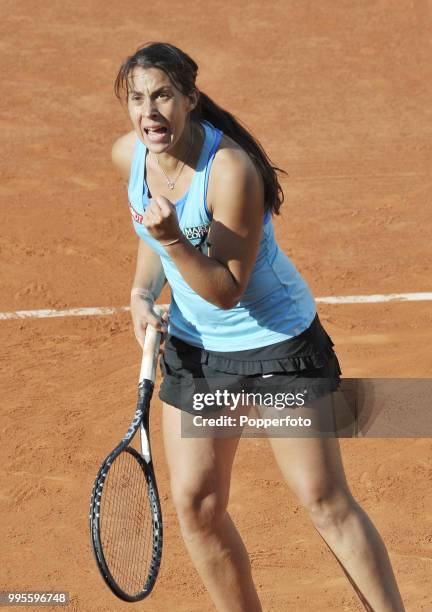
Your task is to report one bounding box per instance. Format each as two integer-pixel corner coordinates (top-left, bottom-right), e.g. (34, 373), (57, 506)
(193, 91), (287, 215)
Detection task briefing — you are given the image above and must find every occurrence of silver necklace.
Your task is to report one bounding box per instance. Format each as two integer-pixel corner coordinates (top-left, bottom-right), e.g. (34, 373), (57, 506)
(155, 127), (194, 190)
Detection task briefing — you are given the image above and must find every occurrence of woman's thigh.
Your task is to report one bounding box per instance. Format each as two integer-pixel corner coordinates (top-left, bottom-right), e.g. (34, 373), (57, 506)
(162, 402), (242, 510)
(263, 393), (354, 508)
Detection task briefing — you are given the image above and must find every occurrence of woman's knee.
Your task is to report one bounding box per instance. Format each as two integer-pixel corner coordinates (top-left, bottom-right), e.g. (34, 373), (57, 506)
(298, 483), (356, 530)
(171, 482), (228, 535)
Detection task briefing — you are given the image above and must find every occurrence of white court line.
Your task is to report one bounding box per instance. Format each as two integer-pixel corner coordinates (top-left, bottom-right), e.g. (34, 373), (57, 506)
(316, 292), (432, 304)
(0, 306), (130, 320)
(0, 292), (431, 321)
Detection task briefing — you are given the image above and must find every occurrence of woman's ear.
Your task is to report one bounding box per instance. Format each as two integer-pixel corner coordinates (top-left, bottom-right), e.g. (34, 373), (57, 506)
(187, 88), (200, 112)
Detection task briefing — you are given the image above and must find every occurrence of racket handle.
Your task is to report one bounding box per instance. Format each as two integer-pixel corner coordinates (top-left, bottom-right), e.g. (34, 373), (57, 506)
(139, 304), (168, 383)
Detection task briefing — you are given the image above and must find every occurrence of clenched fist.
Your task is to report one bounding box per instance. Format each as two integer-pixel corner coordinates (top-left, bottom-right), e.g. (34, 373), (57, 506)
(143, 196), (182, 244)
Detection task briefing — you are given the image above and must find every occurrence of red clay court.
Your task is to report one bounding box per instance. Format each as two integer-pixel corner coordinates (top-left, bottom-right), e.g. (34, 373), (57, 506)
(1, 1), (431, 610)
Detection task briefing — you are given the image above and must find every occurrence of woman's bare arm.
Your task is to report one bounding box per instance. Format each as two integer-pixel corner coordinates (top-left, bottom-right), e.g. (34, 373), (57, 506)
(143, 147), (264, 309)
(111, 133), (167, 337)
(111, 131), (137, 182)
(111, 131), (166, 295)
(131, 237), (166, 300)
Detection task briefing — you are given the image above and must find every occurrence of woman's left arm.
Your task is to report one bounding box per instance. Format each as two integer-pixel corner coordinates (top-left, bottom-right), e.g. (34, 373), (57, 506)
(143, 148), (264, 309)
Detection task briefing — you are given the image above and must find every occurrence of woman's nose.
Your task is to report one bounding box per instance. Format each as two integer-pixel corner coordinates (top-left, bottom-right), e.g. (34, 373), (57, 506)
(143, 98), (158, 117)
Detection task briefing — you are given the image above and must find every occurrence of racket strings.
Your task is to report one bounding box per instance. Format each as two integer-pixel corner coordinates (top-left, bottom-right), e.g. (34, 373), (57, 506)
(99, 450), (155, 595)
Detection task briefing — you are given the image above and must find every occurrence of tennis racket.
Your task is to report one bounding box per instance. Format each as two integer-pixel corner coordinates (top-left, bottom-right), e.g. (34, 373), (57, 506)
(89, 306), (166, 601)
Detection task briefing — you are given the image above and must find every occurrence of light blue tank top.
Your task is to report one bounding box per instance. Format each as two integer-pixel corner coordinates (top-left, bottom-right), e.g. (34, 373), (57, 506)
(128, 119), (316, 350)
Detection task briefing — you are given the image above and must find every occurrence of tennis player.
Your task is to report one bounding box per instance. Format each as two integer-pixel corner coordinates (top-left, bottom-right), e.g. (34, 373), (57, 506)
(112, 42), (405, 612)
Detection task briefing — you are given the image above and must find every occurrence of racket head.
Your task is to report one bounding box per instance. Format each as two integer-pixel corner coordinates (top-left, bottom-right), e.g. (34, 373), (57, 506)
(90, 446), (163, 601)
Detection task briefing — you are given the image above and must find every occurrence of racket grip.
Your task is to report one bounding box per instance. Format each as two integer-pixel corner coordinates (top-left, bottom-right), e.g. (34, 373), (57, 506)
(139, 304), (168, 383)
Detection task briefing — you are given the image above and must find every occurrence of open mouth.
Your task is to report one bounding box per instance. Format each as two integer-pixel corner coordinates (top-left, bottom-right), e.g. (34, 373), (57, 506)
(144, 126), (169, 143)
(144, 126), (168, 134)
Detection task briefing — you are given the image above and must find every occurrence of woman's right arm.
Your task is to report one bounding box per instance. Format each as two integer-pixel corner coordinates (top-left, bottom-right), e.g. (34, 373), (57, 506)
(112, 133), (168, 348)
(130, 238), (168, 348)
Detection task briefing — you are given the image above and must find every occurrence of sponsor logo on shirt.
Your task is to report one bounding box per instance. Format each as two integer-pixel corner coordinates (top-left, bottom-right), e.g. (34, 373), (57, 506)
(184, 224), (210, 240)
(129, 202), (143, 224)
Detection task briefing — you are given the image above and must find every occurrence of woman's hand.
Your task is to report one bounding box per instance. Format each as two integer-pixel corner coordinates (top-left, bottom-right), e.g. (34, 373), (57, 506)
(151, 148), (264, 309)
(143, 196), (182, 244)
(130, 292), (170, 351)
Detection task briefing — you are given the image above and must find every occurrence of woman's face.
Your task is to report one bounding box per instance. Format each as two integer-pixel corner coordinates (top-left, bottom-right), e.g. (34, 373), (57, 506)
(127, 66), (197, 153)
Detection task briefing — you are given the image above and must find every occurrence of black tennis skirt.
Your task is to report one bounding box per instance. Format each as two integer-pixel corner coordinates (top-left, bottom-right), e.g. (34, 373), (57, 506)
(159, 313), (342, 414)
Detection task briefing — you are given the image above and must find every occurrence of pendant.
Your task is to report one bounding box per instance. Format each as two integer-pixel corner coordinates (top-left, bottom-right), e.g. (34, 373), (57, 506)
(168, 182), (175, 190)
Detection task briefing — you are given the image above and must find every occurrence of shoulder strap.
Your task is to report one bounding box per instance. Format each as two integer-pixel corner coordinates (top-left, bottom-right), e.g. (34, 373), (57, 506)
(128, 138), (146, 206)
(198, 121), (223, 220)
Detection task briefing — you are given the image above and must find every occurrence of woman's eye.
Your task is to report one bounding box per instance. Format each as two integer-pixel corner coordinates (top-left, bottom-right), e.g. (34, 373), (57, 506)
(157, 92), (169, 100)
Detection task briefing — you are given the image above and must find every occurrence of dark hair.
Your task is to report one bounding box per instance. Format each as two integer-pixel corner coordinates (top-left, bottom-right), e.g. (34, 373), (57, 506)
(114, 42), (288, 215)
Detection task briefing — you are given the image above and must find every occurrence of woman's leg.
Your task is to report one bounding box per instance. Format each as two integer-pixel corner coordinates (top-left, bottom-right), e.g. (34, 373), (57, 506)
(266, 393), (405, 611)
(162, 403), (262, 612)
